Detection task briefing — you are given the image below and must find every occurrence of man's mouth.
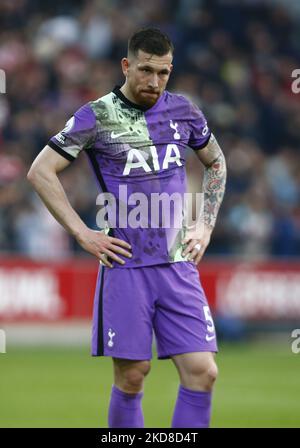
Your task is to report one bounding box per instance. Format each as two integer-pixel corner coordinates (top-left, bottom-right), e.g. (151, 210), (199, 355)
(142, 91), (159, 95)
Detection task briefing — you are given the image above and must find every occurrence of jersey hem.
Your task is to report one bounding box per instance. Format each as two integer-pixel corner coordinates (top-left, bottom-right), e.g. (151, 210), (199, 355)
(111, 259), (191, 269)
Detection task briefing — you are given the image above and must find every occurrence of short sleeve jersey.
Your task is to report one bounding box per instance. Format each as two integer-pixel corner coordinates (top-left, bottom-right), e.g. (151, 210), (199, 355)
(49, 86), (211, 267)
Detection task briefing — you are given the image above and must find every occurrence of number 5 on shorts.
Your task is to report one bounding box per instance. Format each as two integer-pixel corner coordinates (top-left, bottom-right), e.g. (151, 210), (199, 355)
(203, 305), (215, 334)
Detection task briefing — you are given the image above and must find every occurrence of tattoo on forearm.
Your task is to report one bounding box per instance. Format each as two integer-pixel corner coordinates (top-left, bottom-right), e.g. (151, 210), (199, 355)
(202, 135), (227, 230)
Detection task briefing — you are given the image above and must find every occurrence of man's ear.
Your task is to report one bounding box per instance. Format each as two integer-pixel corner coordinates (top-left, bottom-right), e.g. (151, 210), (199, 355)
(121, 58), (129, 77)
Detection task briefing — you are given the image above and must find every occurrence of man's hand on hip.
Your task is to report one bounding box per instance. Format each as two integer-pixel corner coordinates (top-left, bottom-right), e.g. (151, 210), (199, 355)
(181, 224), (212, 265)
(76, 228), (132, 268)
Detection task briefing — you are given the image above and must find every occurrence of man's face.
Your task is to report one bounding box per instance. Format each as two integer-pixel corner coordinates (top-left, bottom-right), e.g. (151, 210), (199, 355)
(121, 50), (173, 107)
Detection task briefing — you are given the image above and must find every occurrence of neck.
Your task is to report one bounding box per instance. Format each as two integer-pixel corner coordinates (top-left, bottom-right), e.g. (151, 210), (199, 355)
(120, 83), (139, 105)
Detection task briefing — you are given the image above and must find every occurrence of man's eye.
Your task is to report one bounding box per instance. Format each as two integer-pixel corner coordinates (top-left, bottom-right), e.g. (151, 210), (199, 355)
(143, 68), (150, 73)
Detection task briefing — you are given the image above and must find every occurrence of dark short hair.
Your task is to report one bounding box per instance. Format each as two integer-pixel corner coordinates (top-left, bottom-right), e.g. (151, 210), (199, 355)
(128, 28), (174, 57)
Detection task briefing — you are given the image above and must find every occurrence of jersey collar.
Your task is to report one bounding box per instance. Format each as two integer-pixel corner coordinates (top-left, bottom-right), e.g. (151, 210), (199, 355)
(113, 85), (165, 112)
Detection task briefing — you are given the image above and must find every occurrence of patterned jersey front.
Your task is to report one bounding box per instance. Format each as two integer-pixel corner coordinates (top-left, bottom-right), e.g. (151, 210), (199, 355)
(49, 86), (210, 267)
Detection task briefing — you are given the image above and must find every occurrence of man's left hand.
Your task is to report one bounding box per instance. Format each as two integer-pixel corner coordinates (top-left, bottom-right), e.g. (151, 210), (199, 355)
(181, 225), (212, 265)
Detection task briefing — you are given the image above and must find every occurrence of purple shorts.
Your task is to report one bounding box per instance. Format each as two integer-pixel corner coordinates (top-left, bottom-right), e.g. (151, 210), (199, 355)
(91, 262), (218, 360)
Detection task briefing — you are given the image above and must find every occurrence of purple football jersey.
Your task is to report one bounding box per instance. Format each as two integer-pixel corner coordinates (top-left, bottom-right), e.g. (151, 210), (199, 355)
(49, 86), (211, 267)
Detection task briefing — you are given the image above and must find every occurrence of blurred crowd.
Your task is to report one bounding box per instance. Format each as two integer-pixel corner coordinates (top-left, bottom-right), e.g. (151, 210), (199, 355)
(0, 0), (299, 260)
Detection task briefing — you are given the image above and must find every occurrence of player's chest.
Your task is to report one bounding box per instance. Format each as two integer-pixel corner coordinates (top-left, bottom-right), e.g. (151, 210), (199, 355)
(96, 108), (190, 159)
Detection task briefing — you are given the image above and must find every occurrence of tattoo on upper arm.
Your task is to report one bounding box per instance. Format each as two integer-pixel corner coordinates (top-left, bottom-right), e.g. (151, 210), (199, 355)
(201, 134), (227, 230)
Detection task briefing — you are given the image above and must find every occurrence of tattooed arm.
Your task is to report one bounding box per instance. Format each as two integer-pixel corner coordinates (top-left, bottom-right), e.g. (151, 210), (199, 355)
(196, 133), (227, 230)
(182, 133), (226, 264)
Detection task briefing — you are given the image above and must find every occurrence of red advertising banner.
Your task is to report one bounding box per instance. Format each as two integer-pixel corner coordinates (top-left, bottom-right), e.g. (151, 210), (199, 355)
(0, 257), (299, 322)
(0, 258), (97, 322)
(199, 260), (300, 319)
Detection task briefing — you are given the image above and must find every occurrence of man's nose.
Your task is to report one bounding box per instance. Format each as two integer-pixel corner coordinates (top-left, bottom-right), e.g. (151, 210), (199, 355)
(148, 73), (159, 89)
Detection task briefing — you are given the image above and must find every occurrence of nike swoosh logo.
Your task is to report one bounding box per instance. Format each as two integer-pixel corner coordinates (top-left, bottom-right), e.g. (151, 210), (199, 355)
(111, 131), (130, 139)
(206, 334), (216, 342)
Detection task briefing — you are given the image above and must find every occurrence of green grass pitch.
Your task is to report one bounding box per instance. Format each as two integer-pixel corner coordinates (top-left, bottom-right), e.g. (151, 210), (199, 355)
(0, 341), (299, 427)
